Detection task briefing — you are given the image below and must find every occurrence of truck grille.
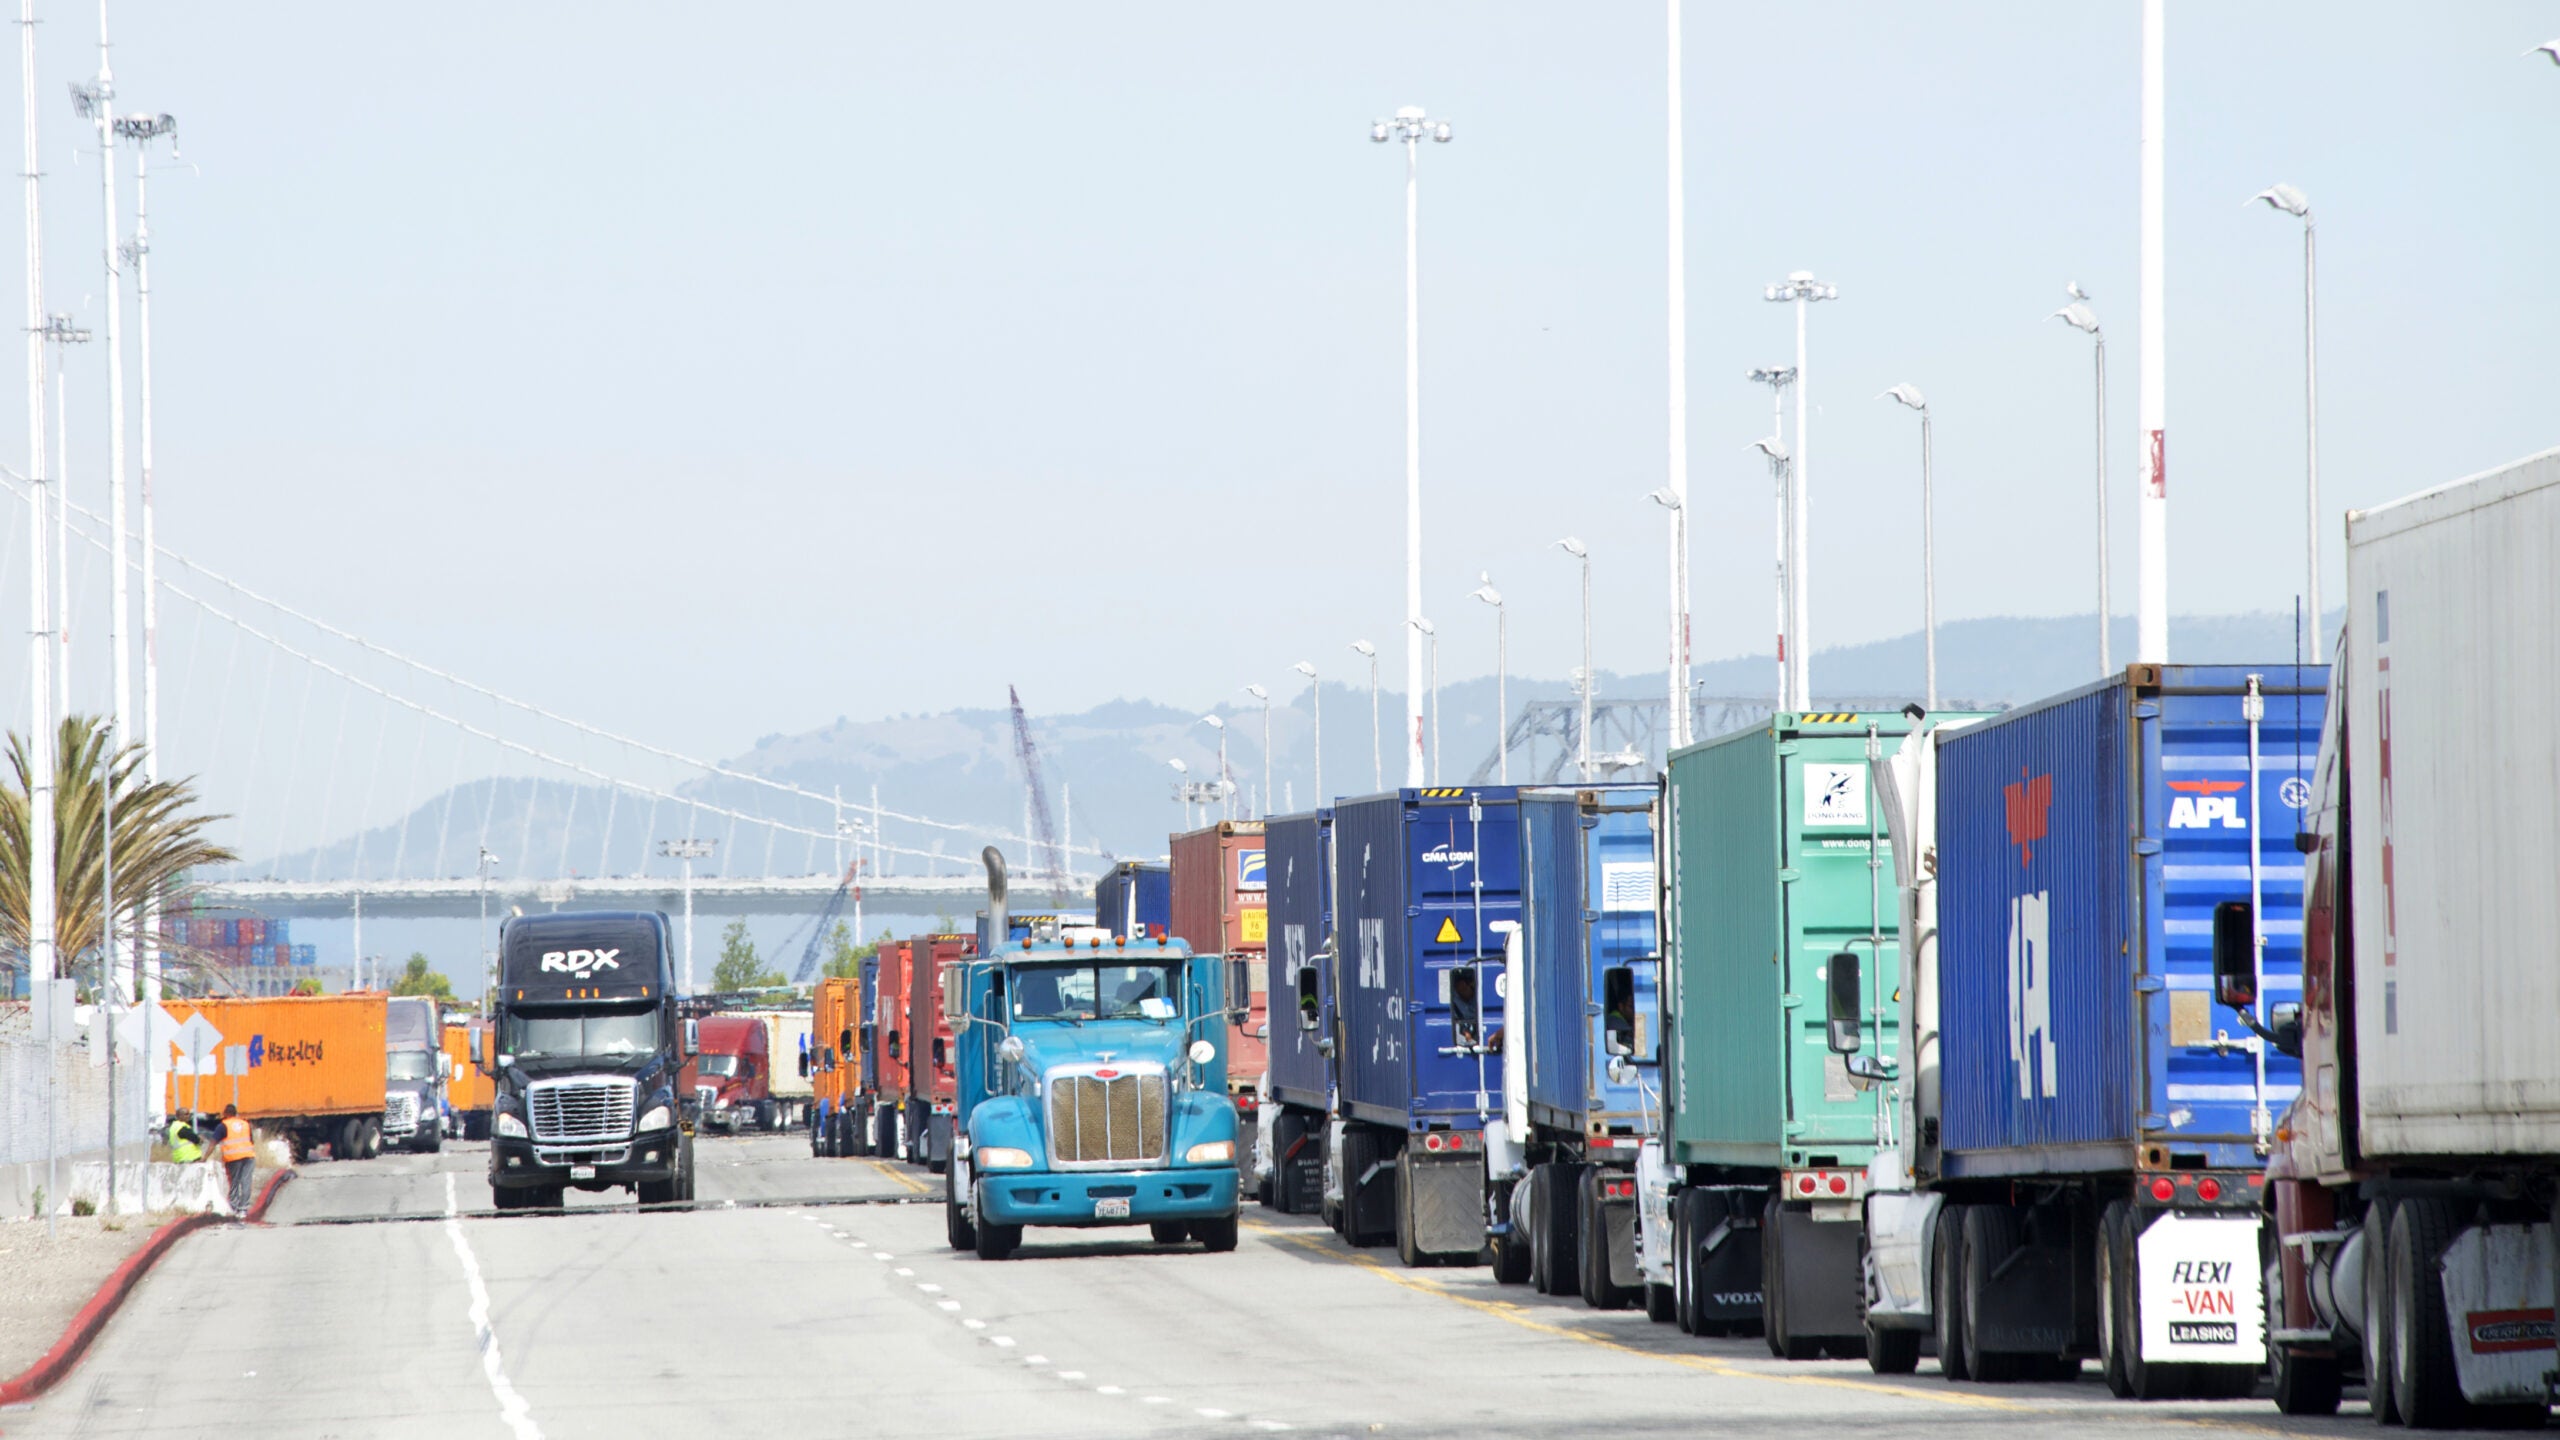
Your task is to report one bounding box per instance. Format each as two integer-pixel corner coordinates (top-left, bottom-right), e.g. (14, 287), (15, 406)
(384, 1091), (419, 1136)
(1046, 1067), (1167, 1167)
(528, 1077), (637, 1146)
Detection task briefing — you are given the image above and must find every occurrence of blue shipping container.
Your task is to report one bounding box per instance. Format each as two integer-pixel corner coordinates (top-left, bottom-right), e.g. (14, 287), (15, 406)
(858, 955), (881, 1093)
(1518, 786), (1662, 1136)
(1264, 810), (1334, 1111)
(1936, 664), (2326, 1176)
(1334, 788), (1520, 1131)
(1092, 861), (1173, 940)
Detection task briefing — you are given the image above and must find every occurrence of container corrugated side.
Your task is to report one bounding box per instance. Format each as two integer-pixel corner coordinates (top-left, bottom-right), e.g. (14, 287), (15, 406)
(1172, 823), (1270, 1083)
(1265, 811), (1333, 1109)
(857, 956), (881, 1094)
(2347, 448), (2560, 1159)
(906, 934), (969, 1107)
(1666, 729), (1784, 1163)
(164, 995), (388, 1120)
(1520, 786), (1660, 1133)
(1335, 789), (1519, 1130)
(1094, 861), (1173, 940)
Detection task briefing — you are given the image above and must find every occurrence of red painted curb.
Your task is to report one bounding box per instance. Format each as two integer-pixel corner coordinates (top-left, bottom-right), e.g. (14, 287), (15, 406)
(243, 1167), (295, 1225)
(0, 1210), (216, 1407)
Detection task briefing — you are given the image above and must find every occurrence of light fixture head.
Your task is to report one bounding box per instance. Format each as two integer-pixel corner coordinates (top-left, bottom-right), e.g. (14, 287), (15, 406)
(1471, 585), (1502, 607)
(1411, 617), (1435, 636)
(1200, 714), (1225, 730)
(1395, 105), (1425, 120)
(2251, 182), (2311, 219)
(1751, 437), (1790, 462)
(1168, 757), (1189, 774)
(2532, 38), (2560, 64)
(1350, 639), (1376, 658)
(1762, 284), (1782, 301)
(2052, 302), (2100, 335)
(1244, 683), (1268, 701)
(1747, 365), (1796, 387)
(2066, 281), (2090, 302)
(1432, 122), (1452, 142)
(1370, 122), (1389, 142)
(1646, 486), (1682, 512)
(1556, 536), (1586, 558)
(1293, 661), (1317, 679)
(1881, 383), (1927, 412)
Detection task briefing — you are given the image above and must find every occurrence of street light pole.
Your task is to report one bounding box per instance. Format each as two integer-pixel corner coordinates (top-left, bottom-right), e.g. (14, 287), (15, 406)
(44, 316), (84, 720)
(2252, 183), (2319, 661)
(1470, 579), (1506, 784)
(1200, 715), (1230, 821)
(72, 19), (134, 810)
(1370, 106), (1451, 789)
(1665, 0), (1693, 748)
(1882, 385), (1937, 711)
(1763, 273), (1836, 711)
(19, 0), (58, 1018)
(1552, 541), (1591, 782)
(1349, 640), (1381, 791)
(1645, 488), (1684, 745)
(658, 838), (714, 993)
(2054, 294), (2111, 675)
(117, 109), (172, 1059)
(1243, 685), (1272, 820)
(1409, 619), (1439, 784)
(477, 846), (498, 1014)
(1747, 366), (1796, 706)
(1291, 662), (1322, 809)
(2137, 0), (2169, 664)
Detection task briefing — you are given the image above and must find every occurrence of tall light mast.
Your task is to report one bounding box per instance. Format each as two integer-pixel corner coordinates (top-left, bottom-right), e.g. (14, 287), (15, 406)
(2136, 0), (2169, 662)
(20, 0), (56, 999)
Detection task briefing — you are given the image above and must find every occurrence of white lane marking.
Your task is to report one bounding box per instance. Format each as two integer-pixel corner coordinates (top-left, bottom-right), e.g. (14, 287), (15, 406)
(442, 1173), (542, 1440)
(895, 1267), (914, 1276)
(1095, 1385), (1124, 1396)
(1023, 1355), (1047, 1365)
(1196, 1409), (1228, 1418)
(1139, 1395), (1168, 1404)
(991, 1337), (1015, 1348)
(1250, 1423), (1291, 1432)
(915, 1282), (941, 1292)
(1057, 1371), (1086, 1381)
(962, 1319), (986, 1330)
(874, 1252), (895, 1259)
(936, 1300), (962, 1311)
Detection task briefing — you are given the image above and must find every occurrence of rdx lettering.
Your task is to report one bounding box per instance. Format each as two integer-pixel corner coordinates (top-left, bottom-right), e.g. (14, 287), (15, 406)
(539, 948), (621, 977)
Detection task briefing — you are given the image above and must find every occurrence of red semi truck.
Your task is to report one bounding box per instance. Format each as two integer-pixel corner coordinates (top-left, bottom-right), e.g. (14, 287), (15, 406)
(867, 937), (912, 1157)
(680, 1014), (780, 1133)
(1171, 821), (1269, 1193)
(901, 933), (970, 1168)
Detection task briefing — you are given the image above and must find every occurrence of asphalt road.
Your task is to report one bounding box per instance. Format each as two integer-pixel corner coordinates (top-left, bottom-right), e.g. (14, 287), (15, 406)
(5, 1134), (2401, 1439)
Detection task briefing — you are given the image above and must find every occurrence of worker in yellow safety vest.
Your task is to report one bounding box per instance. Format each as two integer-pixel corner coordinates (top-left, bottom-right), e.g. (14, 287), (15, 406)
(165, 1112), (204, 1165)
(219, 1105), (257, 1217)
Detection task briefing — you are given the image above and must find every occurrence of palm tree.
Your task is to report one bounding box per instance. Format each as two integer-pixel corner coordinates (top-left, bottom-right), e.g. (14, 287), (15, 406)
(0, 715), (237, 978)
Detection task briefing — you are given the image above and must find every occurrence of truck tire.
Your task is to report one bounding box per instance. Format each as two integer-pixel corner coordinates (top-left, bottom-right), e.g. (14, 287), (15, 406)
(677, 1133), (696, 1203)
(1673, 1189), (1700, 1334)
(945, 1170), (977, 1251)
(1960, 1204), (2024, 1382)
(1645, 1283), (1677, 1324)
(2363, 1198), (2401, 1424)
(2388, 1197), (2464, 1429)
(845, 1110), (870, 1157)
(1866, 1320), (1922, 1375)
(2269, 1342), (2342, 1415)
(1193, 1214), (1239, 1253)
(359, 1118), (383, 1160)
(1933, 1201), (1971, 1381)
(638, 1173), (679, 1205)
(1393, 1155), (1421, 1267)
(758, 1100), (778, 1133)
(2112, 1204), (2188, 1401)
(335, 1117), (359, 1160)
(1490, 1183), (1532, 1286)
(2096, 1201), (2134, 1398)
(422, 1125), (442, 1155)
(974, 1217), (1021, 1261)
(1577, 1167), (1631, 1310)
(1536, 1164), (1582, 1296)
(490, 1185), (521, 1212)
(1152, 1221), (1191, 1245)
(1342, 1127), (1392, 1248)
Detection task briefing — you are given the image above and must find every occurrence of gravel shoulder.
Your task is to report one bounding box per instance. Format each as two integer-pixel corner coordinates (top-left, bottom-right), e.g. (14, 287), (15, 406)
(0, 1214), (169, 1380)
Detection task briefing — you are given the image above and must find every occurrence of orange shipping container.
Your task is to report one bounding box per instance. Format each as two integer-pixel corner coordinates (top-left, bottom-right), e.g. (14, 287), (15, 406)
(164, 994), (387, 1121)
(443, 1018), (493, 1114)
(812, 976), (862, 1113)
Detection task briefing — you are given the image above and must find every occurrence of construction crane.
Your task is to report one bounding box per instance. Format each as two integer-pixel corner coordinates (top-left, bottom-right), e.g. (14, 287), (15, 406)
(787, 858), (864, 987)
(1007, 685), (1073, 905)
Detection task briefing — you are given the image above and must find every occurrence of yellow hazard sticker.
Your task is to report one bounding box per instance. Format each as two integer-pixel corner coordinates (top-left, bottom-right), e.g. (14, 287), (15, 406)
(1435, 917), (1463, 944)
(1240, 907), (1268, 944)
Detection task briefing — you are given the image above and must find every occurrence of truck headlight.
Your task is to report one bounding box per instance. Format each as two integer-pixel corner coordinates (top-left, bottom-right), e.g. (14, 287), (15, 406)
(1184, 1140), (1234, 1165)
(495, 1112), (527, 1139)
(637, 1105), (673, 1133)
(977, 1146), (1035, 1170)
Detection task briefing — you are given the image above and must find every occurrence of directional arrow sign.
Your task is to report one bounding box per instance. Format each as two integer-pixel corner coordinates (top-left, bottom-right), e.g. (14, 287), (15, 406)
(170, 1012), (226, 1074)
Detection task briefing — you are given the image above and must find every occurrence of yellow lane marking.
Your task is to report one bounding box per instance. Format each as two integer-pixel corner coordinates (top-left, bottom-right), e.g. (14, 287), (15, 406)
(868, 1159), (930, 1195)
(1247, 1222), (2030, 1411)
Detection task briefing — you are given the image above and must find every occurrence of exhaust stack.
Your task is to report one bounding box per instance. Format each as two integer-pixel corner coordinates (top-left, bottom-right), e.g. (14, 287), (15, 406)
(981, 846), (1009, 951)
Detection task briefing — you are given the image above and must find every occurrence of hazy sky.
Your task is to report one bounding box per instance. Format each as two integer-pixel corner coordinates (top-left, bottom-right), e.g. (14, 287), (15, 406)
(6, 2), (2551, 767)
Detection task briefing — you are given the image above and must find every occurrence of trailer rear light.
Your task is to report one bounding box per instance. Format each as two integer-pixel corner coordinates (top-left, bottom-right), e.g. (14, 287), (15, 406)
(1422, 1132), (1444, 1152)
(2195, 1177), (2223, 1202)
(1602, 1176), (1635, 1201)
(1797, 1174), (1818, 1196)
(1827, 1174), (1849, 1196)
(2150, 1176), (2177, 1202)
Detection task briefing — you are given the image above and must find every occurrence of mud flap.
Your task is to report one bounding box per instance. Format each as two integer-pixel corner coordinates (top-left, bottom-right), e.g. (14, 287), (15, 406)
(2439, 1222), (2556, 1406)
(1693, 1188), (1767, 1326)
(1967, 1205), (2078, 1356)
(2135, 1211), (2267, 1367)
(1602, 1194), (1642, 1290)
(1771, 1203), (1865, 1341)
(1410, 1155), (1486, 1257)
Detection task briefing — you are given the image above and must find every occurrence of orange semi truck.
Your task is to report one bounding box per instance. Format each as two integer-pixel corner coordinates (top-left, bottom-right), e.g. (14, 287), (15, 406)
(444, 1017), (493, 1139)
(808, 975), (868, 1156)
(166, 994), (391, 1161)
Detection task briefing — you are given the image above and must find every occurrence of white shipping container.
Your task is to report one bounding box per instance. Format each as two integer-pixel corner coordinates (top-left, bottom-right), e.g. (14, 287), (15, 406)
(2346, 446), (2560, 1159)
(744, 1011), (815, 1100)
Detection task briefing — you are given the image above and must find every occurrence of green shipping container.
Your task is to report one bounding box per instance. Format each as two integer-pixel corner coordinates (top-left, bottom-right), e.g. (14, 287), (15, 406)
(1664, 712), (1956, 1172)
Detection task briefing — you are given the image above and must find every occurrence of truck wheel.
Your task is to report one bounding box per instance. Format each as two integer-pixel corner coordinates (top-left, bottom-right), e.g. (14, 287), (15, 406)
(490, 1185), (519, 1212)
(2363, 1199), (2401, 1424)
(1673, 1189), (1700, 1334)
(2096, 1201), (2134, 1397)
(1867, 1321), (1922, 1375)
(1490, 1187), (1532, 1287)
(1960, 1204), (2024, 1382)
(1645, 1283), (1676, 1324)
(638, 1175), (677, 1205)
(1151, 1221), (1191, 1245)
(758, 1100), (778, 1133)
(974, 1218), (1021, 1261)
(1540, 1164), (1583, 1296)
(2113, 1205), (2188, 1400)
(1258, 1175), (1275, 1210)
(677, 1134), (697, 1202)
(359, 1118), (383, 1159)
(1577, 1167), (1629, 1310)
(423, 1125), (442, 1155)
(945, 1172), (977, 1251)
(1193, 1214), (1239, 1253)
(2388, 1198), (2464, 1428)
(2270, 1338), (2341, 1413)
(1342, 1127), (1391, 1249)
(1933, 1202), (1971, 1381)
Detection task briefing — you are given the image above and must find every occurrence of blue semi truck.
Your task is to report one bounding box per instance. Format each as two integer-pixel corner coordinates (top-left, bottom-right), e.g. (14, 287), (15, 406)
(1488, 785), (1663, 1305)
(1860, 665), (2324, 1394)
(1263, 809), (1336, 1217)
(1324, 786), (1522, 1267)
(942, 848), (1244, 1260)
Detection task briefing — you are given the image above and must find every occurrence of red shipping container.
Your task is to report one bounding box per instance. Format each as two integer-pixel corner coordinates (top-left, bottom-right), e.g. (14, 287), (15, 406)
(1170, 820), (1269, 1096)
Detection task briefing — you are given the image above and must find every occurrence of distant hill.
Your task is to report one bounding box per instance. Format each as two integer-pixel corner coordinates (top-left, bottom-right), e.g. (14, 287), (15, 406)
(245, 609), (2335, 883)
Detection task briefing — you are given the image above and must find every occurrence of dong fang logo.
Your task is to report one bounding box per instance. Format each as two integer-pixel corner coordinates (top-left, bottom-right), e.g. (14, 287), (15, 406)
(539, 948), (621, 978)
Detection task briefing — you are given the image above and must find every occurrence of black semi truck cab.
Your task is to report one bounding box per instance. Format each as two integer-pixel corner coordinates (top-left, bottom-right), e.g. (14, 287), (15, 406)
(478, 911), (696, 1209)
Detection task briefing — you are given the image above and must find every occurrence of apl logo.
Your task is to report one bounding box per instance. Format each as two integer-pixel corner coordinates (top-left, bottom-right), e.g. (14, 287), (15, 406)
(2167, 778), (2249, 830)
(540, 948), (621, 977)
(2005, 770), (2057, 1099)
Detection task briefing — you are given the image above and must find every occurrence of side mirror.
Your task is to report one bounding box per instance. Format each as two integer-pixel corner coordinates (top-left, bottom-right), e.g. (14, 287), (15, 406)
(1295, 966), (1320, 1032)
(1227, 957), (1252, 1021)
(996, 1035), (1026, 1065)
(2269, 1002), (2305, 1059)
(886, 1030), (901, 1060)
(683, 1018), (700, 1058)
(2212, 901), (2258, 1009)
(941, 962), (967, 1026)
(931, 1036), (947, 1068)
(2293, 830), (2319, 856)
(1825, 951), (1862, 1055)
(1602, 965), (1637, 1060)
(438, 1052), (453, 1079)
(798, 1052), (812, 1079)
(468, 1029), (485, 1068)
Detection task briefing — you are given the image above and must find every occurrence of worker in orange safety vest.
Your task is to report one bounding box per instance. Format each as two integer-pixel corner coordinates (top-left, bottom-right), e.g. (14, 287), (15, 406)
(219, 1104), (257, 1217)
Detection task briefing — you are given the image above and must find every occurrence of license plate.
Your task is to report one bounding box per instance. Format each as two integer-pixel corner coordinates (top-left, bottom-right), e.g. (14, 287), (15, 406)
(1093, 1197), (1131, 1219)
(570, 1165), (596, 1180)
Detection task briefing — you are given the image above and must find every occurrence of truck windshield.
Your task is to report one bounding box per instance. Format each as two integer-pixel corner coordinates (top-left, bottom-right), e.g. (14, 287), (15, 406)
(386, 1051), (436, 1081)
(500, 1004), (660, 1060)
(694, 1055), (739, 1078)
(1011, 963), (1180, 1023)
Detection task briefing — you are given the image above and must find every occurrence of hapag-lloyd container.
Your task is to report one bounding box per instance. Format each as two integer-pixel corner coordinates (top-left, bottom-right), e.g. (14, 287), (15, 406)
(164, 994), (388, 1120)
(1518, 785), (1660, 1135)
(1935, 664), (2325, 1174)
(1093, 860), (1173, 940)
(1171, 821), (1269, 1086)
(1264, 810), (1334, 1112)
(1333, 787), (1520, 1131)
